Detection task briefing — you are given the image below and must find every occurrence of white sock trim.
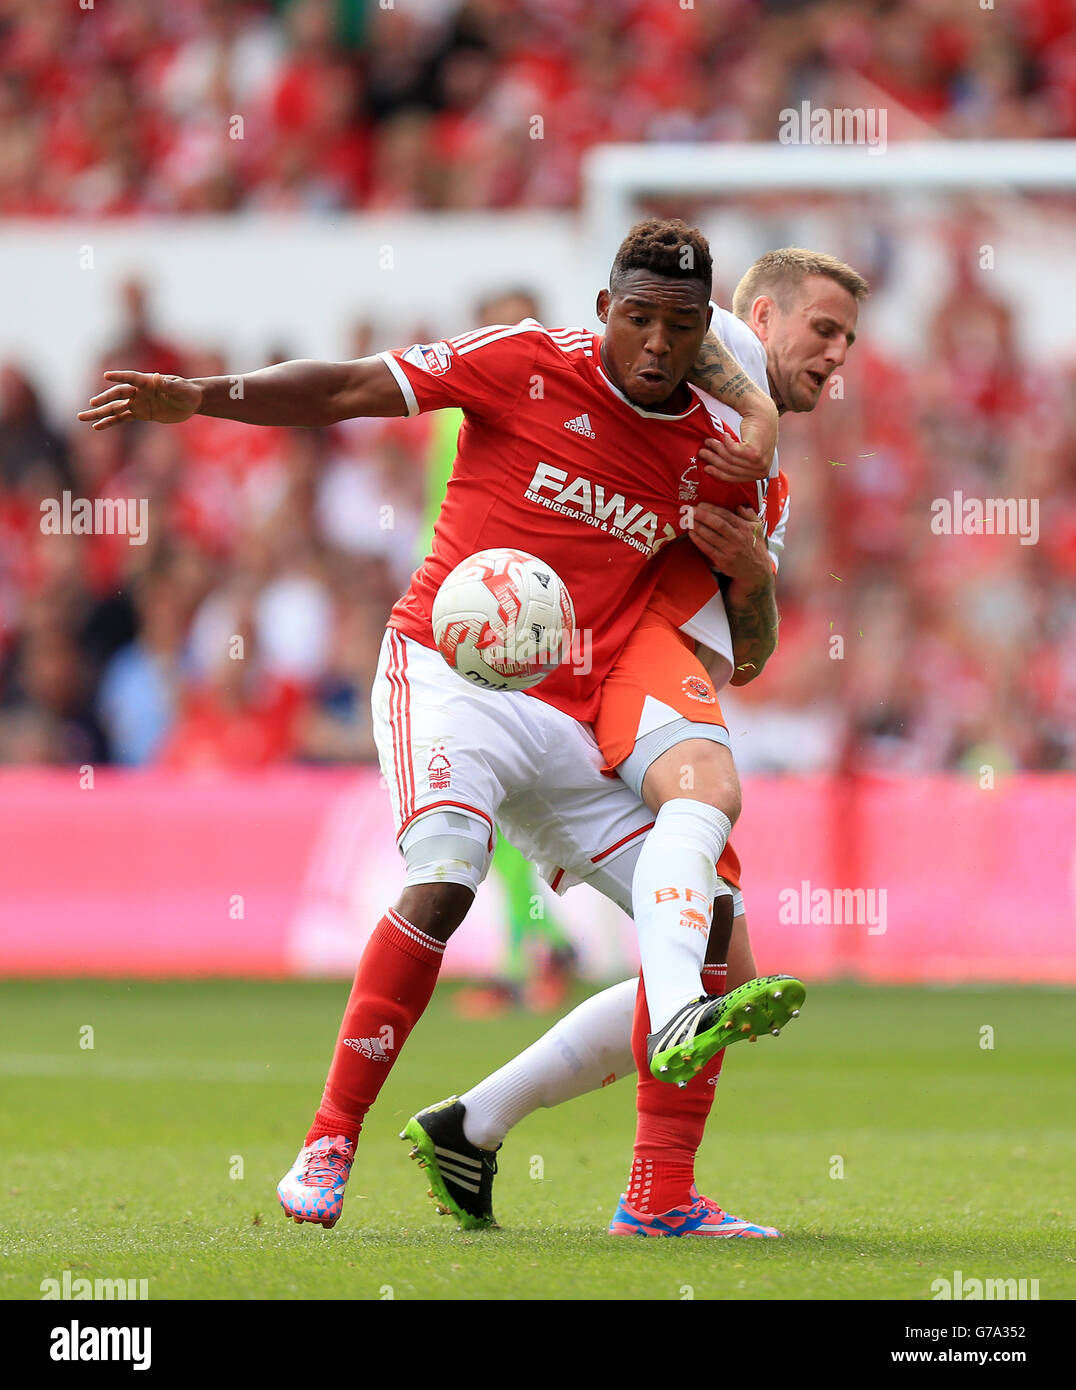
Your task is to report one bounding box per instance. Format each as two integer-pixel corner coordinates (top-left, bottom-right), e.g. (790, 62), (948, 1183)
(387, 909), (445, 954)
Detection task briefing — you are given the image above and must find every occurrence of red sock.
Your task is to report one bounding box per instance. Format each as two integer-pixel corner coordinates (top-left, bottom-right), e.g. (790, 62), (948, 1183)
(626, 964), (727, 1215)
(305, 910), (444, 1145)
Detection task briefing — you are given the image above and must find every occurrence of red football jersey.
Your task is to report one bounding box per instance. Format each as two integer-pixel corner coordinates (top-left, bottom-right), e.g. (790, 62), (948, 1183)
(649, 468), (790, 627)
(381, 319), (765, 723)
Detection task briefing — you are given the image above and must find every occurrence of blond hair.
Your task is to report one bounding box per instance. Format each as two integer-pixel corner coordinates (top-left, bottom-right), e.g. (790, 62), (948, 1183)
(732, 248), (869, 320)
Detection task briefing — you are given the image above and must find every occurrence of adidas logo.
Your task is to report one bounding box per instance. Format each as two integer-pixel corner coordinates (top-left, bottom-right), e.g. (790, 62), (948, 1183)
(433, 1144), (485, 1194)
(563, 412), (595, 439)
(343, 1037), (389, 1061)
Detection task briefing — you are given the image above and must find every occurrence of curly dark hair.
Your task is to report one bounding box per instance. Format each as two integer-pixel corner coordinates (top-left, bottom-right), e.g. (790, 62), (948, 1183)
(609, 219), (713, 295)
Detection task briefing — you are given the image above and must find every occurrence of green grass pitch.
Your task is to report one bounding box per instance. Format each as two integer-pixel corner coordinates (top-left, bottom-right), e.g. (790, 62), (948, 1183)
(1, 980), (1072, 1301)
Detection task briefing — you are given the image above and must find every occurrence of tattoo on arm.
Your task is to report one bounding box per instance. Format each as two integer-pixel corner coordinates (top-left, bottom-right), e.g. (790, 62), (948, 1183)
(690, 333), (755, 401)
(725, 576), (779, 685)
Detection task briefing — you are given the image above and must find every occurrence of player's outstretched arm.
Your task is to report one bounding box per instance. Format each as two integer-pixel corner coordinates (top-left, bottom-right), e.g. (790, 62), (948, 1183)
(689, 503), (778, 685)
(77, 356), (407, 431)
(688, 332), (778, 484)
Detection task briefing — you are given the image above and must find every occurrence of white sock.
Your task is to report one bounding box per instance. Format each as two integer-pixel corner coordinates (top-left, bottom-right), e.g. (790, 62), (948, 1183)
(633, 799), (730, 1032)
(459, 978), (637, 1149)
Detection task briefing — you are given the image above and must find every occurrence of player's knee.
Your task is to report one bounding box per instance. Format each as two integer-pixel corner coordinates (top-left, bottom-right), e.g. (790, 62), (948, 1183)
(400, 808), (492, 889)
(676, 743), (741, 823)
(397, 809), (492, 941)
(639, 734), (740, 821)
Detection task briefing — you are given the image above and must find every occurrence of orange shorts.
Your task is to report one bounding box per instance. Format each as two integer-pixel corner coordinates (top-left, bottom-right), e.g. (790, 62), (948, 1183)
(592, 607), (741, 890)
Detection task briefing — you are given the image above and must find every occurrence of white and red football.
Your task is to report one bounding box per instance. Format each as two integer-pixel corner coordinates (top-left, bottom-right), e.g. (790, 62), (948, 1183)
(431, 548), (576, 691)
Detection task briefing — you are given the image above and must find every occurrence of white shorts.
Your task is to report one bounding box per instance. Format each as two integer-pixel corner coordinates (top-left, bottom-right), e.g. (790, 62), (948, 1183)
(372, 630), (653, 880)
(371, 630), (746, 919)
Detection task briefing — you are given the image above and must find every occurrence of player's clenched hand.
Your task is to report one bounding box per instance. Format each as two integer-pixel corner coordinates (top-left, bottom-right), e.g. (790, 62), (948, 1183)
(687, 503), (771, 581)
(77, 372), (203, 430)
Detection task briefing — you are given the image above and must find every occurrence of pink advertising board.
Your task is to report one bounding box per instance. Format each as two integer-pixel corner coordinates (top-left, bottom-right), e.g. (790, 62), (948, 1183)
(1, 770), (1072, 983)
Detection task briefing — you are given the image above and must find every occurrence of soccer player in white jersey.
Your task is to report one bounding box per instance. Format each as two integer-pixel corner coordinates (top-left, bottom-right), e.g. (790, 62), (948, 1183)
(404, 249), (868, 1238)
(79, 220), (807, 1233)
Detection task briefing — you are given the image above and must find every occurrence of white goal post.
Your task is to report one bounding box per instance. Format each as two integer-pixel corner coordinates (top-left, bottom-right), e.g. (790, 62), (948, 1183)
(582, 139), (1076, 268)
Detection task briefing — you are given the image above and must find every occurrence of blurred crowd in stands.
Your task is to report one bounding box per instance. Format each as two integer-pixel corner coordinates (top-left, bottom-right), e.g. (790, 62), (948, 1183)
(0, 287), (420, 768)
(1, 233), (1074, 775)
(3, 0), (1076, 215)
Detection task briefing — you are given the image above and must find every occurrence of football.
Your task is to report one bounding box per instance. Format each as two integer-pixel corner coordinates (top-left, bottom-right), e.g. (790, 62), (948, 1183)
(432, 548), (576, 691)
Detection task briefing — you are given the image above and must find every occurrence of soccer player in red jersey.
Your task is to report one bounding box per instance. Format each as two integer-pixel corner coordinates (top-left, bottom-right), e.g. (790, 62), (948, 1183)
(406, 249), (868, 1237)
(79, 219), (796, 1232)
